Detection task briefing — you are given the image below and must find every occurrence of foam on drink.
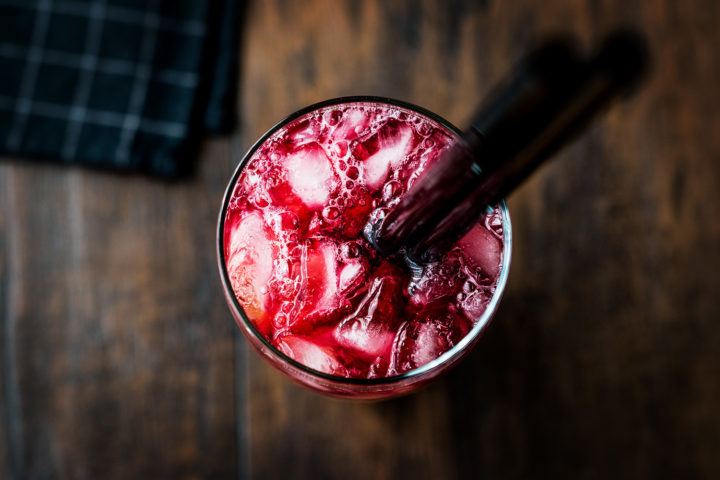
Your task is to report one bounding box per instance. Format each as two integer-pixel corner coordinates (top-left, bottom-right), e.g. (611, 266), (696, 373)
(223, 102), (504, 378)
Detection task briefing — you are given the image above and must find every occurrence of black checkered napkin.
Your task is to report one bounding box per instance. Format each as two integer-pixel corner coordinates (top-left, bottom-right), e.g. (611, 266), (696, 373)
(0, 0), (238, 178)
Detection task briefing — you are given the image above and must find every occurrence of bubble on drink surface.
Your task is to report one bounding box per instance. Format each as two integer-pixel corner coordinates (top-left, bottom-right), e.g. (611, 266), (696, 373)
(322, 206), (340, 221)
(419, 122), (435, 137)
(345, 165), (359, 180)
(339, 241), (361, 259)
(283, 142), (339, 208)
(382, 180), (403, 202)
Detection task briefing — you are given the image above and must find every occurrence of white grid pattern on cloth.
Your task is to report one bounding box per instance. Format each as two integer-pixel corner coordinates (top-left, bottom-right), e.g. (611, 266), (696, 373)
(4, 0), (53, 151)
(0, 0), (206, 36)
(0, 95), (187, 138)
(0, 0), (226, 174)
(116, 0), (162, 165)
(0, 43), (199, 88)
(61, 0), (106, 160)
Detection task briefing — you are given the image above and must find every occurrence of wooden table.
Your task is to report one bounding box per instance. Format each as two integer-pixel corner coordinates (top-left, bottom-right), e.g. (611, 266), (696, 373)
(2, 1), (719, 478)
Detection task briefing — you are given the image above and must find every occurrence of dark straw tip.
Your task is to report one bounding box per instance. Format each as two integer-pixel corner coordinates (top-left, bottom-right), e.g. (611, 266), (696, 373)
(367, 29), (651, 264)
(525, 36), (583, 75)
(594, 28), (651, 95)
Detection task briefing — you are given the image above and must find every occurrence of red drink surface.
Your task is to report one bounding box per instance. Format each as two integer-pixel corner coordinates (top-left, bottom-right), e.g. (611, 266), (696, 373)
(223, 102), (504, 378)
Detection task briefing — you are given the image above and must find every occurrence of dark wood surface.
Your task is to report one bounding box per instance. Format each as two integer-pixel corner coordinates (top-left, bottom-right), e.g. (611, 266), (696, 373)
(2, 0), (720, 478)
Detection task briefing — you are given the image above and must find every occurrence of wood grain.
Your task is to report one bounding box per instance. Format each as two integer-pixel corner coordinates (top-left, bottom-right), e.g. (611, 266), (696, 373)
(2, 0), (720, 478)
(1, 140), (239, 479)
(1, 167), (11, 479)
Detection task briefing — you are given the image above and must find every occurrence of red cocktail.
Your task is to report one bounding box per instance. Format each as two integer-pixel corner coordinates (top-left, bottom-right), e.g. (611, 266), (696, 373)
(218, 97), (511, 398)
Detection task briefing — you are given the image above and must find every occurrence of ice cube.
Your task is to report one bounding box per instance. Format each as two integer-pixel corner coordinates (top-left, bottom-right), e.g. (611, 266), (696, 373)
(283, 118), (320, 146)
(388, 306), (470, 375)
(338, 259), (367, 297)
(304, 241), (338, 308)
(277, 335), (347, 375)
(226, 212), (275, 324)
(332, 108), (370, 141)
(457, 224), (502, 279)
(283, 143), (339, 208)
(409, 251), (465, 306)
(358, 121), (417, 190)
(334, 263), (406, 358)
(459, 287), (493, 320)
(289, 241), (341, 331)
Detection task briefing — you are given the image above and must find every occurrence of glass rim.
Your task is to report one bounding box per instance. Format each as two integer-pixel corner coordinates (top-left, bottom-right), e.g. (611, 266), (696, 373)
(217, 95), (512, 387)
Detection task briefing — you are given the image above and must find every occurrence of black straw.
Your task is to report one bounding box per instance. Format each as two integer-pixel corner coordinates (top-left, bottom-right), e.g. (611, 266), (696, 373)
(365, 29), (650, 264)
